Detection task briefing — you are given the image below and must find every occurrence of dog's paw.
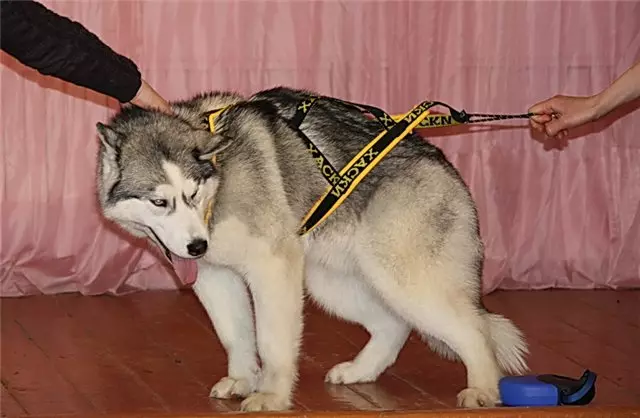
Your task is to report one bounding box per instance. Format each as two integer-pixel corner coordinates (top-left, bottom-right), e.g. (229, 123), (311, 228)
(456, 387), (500, 408)
(209, 376), (254, 399)
(240, 392), (291, 411)
(325, 361), (379, 385)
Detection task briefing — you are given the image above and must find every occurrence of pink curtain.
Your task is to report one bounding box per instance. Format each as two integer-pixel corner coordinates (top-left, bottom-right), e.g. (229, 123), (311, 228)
(1, 0), (639, 297)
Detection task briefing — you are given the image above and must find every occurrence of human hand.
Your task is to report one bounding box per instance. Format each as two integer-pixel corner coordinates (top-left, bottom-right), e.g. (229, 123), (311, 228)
(129, 79), (173, 113)
(528, 95), (600, 140)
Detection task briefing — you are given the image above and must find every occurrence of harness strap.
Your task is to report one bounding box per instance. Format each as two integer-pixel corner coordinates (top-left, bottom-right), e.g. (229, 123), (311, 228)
(297, 100), (438, 235)
(290, 95), (319, 127)
(201, 106), (234, 226)
(289, 96), (534, 235)
(203, 95), (534, 235)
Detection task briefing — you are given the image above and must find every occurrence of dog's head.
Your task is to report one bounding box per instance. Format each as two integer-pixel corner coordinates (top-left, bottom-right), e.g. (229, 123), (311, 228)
(95, 102), (235, 260)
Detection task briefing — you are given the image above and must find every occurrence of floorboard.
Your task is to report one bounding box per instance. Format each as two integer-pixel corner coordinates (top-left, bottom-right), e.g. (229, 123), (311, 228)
(2, 289), (639, 418)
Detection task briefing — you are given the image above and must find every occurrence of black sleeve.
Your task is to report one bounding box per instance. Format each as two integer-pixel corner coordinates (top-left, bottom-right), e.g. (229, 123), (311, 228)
(0, 0), (142, 103)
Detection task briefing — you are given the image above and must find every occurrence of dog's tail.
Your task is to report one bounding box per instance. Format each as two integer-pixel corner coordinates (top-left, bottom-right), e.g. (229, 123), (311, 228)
(425, 311), (529, 376)
(485, 312), (529, 375)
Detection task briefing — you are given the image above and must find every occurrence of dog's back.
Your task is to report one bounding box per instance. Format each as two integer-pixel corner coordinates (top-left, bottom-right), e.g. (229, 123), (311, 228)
(230, 87), (479, 235)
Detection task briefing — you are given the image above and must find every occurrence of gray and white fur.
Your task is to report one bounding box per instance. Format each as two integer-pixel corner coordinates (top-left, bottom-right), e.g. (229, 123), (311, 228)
(95, 86), (529, 412)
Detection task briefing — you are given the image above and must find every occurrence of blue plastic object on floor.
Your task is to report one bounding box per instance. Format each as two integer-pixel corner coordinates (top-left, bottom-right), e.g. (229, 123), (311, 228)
(499, 369), (597, 407)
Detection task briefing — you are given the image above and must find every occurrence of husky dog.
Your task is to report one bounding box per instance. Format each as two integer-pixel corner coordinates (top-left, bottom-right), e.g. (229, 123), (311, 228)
(95, 87), (528, 412)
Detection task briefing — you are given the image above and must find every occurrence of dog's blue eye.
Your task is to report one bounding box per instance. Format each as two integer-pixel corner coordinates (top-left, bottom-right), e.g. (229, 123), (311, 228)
(150, 199), (168, 208)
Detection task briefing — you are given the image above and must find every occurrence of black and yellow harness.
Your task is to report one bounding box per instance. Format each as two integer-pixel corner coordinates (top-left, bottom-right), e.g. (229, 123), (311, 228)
(205, 95), (533, 236)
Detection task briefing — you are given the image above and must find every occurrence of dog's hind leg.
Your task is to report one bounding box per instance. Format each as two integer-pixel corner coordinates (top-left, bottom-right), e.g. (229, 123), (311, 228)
(357, 243), (507, 408)
(306, 264), (411, 385)
(192, 263), (260, 400)
(354, 173), (527, 408)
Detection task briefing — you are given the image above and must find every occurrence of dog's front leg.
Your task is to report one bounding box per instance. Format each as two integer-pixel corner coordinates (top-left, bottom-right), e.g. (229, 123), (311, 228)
(192, 262), (260, 399)
(240, 239), (304, 412)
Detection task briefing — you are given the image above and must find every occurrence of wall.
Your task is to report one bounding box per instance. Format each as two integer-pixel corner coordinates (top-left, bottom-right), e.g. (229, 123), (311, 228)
(1, 0), (639, 296)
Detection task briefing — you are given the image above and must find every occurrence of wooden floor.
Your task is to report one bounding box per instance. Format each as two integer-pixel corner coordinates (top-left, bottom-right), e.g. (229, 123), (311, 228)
(1, 289), (639, 418)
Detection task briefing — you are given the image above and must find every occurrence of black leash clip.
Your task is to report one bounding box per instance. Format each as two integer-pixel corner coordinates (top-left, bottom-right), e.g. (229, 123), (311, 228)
(431, 101), (470, 124)
(450, 108), (470, 124)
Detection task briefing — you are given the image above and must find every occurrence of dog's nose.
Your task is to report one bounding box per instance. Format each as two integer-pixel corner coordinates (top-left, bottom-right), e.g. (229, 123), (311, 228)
(187, 239), (208, 256)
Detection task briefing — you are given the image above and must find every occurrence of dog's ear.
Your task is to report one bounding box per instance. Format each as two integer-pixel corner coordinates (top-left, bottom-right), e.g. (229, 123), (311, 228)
(96, 122), (122, 151)
(95, 122), (124, 206)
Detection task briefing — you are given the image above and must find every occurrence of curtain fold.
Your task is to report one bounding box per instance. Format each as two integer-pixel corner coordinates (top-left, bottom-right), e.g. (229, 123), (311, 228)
(1, 0), (639, 297)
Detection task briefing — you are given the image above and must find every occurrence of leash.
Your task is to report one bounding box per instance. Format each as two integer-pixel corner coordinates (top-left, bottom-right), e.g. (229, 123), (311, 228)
(204, 95), (534, 235)
(292, 95), (534, 129)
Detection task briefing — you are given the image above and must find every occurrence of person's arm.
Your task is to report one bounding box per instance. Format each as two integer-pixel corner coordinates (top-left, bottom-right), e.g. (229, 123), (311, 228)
(529, 60), (640, 139)
(0, 0), (171, 112)
(592, 60), (640, 119)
